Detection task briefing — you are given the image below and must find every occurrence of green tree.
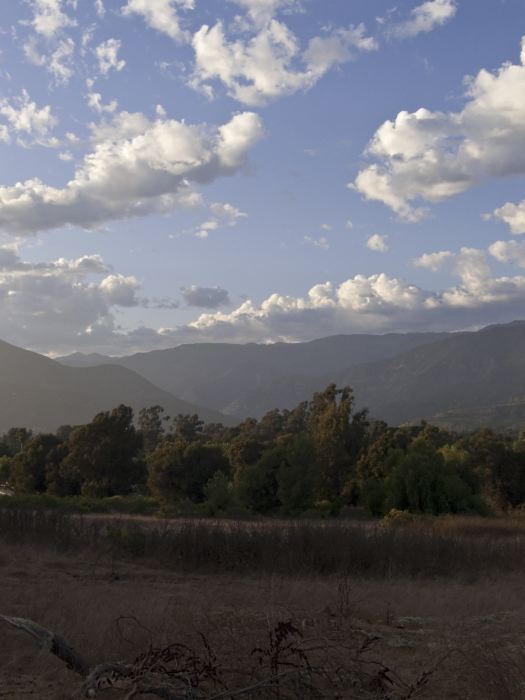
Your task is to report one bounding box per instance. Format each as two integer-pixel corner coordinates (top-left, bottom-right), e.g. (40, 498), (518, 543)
(228, 419), (265, 487)
(148, 441), (231, 505)
(1, 428), (33, 457)
(307, 385), (358, 502)
(0, 456), (12, 485)
(57, 405), (144, 497)
(138, 405), (169, 454)
(459, 429), (525, 509)
(173, 414), (204, 443)
(11, 434), (66, 494)
(384, 437), (483, 515)
(277, 434), (318, 515)
(237, 444), (284, 514)
(203, 471), (238, 515)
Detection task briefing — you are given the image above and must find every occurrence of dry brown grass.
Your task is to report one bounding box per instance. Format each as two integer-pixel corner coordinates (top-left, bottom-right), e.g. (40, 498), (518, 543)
(3, 509), (525, 580)
(2, 536), (525, 698)
(3, 514), (525, 697)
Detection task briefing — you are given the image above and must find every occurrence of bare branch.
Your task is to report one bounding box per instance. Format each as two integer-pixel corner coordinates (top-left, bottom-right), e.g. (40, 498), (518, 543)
(0, 614), (89, 677)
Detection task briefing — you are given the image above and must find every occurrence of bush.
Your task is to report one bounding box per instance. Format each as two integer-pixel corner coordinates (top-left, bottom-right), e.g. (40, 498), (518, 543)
(203, 471), (239, 515)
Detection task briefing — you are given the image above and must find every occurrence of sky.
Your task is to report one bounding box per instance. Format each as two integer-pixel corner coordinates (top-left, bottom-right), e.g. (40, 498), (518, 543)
(1, 0), (525, 356)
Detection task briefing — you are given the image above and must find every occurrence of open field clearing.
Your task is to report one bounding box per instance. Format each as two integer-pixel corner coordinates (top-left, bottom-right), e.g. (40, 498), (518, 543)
(2, 514), (525, 697)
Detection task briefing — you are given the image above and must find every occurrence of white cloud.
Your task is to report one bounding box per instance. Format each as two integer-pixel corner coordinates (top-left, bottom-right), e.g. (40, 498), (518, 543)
(195, 201), (247, 238)
(366, 233), (388, 252)
(99, 273), (141, 306)
(303, 235), (329, 249)
(182, 285), (230, 308)
(10, 242), (525, 355)
(95, 0), (105, 18)
(25, 35), (76, 85)
(0, 111), (263, 235)
(191, 20), (377, 106)
(122, 0), (194, 43)
(492, 199), (525, 235)
(28, 0), (76, 39)
(353, 36), (525, 221)
(86, 92), (118, 114)
(0, 246), (145, 353)
(95, 38), (126, 75)
(413, 250), (453, 271)
(172, 251), (525, 346)
(49, 37), (76, 83)
(489, 240), (525, 269)
(88, 110), (152, 142)
(391, 0), (457, 39)
(230, 0), (298, 28)
(0, 90), (57, 146)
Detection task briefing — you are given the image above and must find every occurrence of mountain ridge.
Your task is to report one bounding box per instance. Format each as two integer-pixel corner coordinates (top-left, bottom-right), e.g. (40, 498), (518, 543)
(58, 322), (525, 430)
(0, 338), (231, 433)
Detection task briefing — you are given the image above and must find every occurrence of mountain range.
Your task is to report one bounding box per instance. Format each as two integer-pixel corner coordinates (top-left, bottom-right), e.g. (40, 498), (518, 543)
(2, 322), (525, 434)
(58, 321), (525, 431)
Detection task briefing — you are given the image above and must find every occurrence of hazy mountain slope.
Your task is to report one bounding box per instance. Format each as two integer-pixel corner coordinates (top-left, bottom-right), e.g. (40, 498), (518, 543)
(0, 339), (230, 433)
(332, 322), (525, 427)
(54, 322), (525, 428)
(59, 332), (448, 414)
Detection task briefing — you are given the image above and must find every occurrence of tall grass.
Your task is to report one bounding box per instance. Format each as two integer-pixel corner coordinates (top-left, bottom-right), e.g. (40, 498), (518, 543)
(2, 507), (525, 578)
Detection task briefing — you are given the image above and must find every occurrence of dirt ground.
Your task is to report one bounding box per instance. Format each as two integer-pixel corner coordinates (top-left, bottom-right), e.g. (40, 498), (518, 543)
(1, 541), (525, 699)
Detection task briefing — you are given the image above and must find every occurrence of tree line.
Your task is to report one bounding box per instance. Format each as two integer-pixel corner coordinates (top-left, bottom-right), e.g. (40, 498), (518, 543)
(2, 384), (525, 516)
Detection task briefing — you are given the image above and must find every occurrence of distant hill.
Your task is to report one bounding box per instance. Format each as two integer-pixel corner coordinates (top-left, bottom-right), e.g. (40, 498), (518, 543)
(331, 322), (525, 428)
(0, 339), (230, 433)
(59, 332), (448, 416)
(58, 322), (525, 430)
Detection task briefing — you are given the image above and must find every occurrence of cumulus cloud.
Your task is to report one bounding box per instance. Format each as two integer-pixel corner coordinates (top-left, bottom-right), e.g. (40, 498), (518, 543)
(413, 250), (453, 271)
(95, 38), (126, 75)
(9, 242), (525, 355)
(195, 201), (247, 238)
(489, 240), (525, 269)
(27, 0), (76, 39)
(390, 0), (457, 39)
(182, 285), (231, 308)
(122, 0), (194, 43)
(22, 1), (78, 85)
(491, 199), (525, 235)
(174, 251), (525, 346)
(86, 91), (118, 114)
(0, 246), (145, 353)
(366, 233), (388, 252)
(24, 34), (76, 85)
(0, 111), (263, 235)
(0, 90), (57, 146)
(353, 36), (525, 221)
(191, 19), (377, 106)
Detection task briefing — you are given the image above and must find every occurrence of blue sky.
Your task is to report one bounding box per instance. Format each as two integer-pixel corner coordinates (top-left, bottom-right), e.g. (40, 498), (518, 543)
(0, 0), (525, 355)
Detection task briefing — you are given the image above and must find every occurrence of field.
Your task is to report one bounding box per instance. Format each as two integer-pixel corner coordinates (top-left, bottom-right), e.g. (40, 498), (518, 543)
(2, 512), (525, 698)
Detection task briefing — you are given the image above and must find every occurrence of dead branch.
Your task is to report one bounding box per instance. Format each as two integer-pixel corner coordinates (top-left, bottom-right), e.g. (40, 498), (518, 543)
(0, 614), (89, 677)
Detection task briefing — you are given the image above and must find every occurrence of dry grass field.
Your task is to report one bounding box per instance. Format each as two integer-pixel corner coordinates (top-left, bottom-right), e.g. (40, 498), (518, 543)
(2, 513), (525, 698)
